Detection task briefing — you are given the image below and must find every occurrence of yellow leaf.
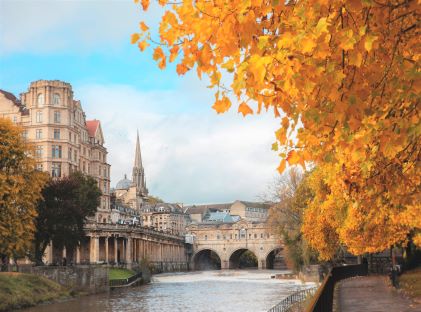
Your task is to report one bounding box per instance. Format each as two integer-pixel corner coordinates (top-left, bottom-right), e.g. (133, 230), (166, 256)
(316, 17), (329, 34)
(302, 36), (317, 53)
(277, 159), (286, 174)
(169, 46), (179, 63)
(131, 33), (140, 44)
(349, 52), (363, 67)
(141, 0), (150, 10)
(248, 55), (271, 83)
(272, 142), (278, 151)
(286, 150), (300, 165)
(139, 21), (149, 31)
(364, 34), (378, 52)
(138, 40), (149, 51)
(238, 102), (253, 117)
(153, 46), (164, 61)
(212, 96), (231, 114)
(176, 63), (189, 75)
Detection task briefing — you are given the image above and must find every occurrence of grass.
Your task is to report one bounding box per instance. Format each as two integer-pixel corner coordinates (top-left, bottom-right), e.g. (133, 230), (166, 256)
(0, 272), (70, 311)
(399, 267), (421, 300)
(109, 268), (135, 280)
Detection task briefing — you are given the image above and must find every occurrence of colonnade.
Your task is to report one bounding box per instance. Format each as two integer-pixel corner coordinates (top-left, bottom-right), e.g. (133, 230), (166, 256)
(44, 234), (186, 267)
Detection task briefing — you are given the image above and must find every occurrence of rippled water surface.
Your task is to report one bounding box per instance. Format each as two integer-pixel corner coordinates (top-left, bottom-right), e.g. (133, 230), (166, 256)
(23, 270), (314, 312)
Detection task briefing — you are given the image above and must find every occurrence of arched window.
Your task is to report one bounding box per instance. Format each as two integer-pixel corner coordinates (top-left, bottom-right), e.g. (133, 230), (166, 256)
(37, 93), (44, 106)
(53, 93), (60, 105)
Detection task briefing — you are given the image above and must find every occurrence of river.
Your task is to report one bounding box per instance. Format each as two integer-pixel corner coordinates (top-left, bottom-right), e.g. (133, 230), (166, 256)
(22, 270), (314, 312)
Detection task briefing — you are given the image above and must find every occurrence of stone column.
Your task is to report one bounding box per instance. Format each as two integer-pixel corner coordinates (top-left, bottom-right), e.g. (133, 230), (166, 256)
(90, 236), (100, 264)
(105, 237), (109, 264)
(126, 237), (132, 266)
(76, 245), (81, 264)
(114, 237), (118, 264)
(43, 241), (53, 265)
(133, 239), (137, 263)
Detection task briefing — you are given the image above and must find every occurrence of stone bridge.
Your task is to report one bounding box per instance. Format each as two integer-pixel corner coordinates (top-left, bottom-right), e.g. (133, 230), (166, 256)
(187, 220), (285, 270)
(44, 222), (188, 271)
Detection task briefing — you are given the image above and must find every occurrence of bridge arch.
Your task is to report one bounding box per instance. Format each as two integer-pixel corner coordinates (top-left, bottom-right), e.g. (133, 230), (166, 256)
(228, 248), (258, 269)
(265, 247), (287, 270)
(192, 248), (222, 270)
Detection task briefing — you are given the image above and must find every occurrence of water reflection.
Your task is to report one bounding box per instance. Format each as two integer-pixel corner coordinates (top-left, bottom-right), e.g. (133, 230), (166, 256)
(22, 270), (314, 312)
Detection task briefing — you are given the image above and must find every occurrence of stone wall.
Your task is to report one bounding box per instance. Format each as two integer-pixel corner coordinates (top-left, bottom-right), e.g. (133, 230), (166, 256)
(149, 261), (189, 274)
(18, 265), (109, 294)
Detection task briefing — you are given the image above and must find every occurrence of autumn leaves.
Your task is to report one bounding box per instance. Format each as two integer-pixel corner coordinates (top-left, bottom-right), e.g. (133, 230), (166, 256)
(133, 0), (420, 258)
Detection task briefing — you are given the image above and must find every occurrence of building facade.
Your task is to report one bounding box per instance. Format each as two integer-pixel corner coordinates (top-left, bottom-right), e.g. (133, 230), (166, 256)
(141, 203), (188, 236)
(113, 131), (148, 212)
(0, 80), (111, 222)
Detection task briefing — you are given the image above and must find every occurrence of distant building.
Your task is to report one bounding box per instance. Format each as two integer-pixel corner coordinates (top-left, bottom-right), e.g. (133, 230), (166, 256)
(184, 203), (232, 223)
(230, 200), (271, 222)
(141, 203), (188, 236)
(113, 131), (148, 211)
(184, 201), (271, 224)
(0, 80), (111, 223)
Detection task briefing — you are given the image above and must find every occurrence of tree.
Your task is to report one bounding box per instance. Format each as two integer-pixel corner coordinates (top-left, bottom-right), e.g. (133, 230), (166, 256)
(147, 195), (164, 204)
(268, 168), (318, 271)
(33, 172), (101, 264)
(0, 118), (48, 268)
(134, 0), (420, 257)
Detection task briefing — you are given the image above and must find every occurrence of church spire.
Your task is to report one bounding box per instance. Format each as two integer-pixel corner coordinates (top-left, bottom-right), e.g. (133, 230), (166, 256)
(132, 130), (148, 197)
(134, 130), (142, 169)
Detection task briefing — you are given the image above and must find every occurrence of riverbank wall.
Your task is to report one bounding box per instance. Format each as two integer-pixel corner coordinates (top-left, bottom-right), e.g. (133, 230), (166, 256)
(149, 261), (189, 274)
(15, 265), (108, 294)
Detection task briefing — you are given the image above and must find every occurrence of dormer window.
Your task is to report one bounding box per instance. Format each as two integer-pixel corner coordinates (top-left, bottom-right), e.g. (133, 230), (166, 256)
(37, 93), (44, 106)
(53, 93), (60, 105)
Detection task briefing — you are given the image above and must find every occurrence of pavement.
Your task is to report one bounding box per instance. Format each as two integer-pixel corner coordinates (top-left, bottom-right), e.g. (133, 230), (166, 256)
(337, 276), (421, 312)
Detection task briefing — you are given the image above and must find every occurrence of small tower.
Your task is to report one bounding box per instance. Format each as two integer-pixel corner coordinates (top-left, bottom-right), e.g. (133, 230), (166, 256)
(132, 130), (148, 197)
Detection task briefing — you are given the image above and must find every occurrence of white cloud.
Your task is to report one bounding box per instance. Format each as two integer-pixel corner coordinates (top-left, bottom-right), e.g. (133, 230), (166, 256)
(0, 0), (162, 54)
(75, 81), (281, 204)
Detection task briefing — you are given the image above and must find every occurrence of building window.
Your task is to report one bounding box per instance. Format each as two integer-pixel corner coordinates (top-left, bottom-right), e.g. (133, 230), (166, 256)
(53, 93), (60, 105)
(36, 111), (43, 123)
(82, 161), (86, 172)
(103, 181), (107, 193)
(54, 129), (60, 140)
(52, 162), (61, 177)
(37, 93), (44, 106)
(36, 129), (42, 139)
(68, 147), (72, 161)
(22, 130), (28, 140)
(35, 145), (43, 158)
(36, 163), (43, 171)
(204, 235), (208, 240)
(13, 116), (17, 123)
(54, 111), (61, 123)
(69, 132), (72, 141)
(51, 145), (62, 158)
(73, 150), (77, 162)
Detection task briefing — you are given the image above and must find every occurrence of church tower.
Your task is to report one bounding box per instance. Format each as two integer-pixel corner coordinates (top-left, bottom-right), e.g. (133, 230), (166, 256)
(132, 130), (148, 197)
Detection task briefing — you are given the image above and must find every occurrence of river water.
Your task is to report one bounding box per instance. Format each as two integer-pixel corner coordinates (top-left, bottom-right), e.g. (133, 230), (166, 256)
(22, 270), (314, 312)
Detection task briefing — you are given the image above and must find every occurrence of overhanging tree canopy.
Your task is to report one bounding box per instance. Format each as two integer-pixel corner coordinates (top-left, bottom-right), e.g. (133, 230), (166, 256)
(133, 0), (420, 258)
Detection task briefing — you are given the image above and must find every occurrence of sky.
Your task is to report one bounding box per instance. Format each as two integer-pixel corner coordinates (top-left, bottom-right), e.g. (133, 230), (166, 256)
(0, 0), (281, 204)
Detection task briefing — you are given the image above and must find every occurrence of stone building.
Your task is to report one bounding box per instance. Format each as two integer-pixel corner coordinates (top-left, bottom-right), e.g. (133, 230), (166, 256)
(141, 203), (188, 236)
(113, 131), (148, 211)
(0, 80), (111, 222)
(184, 201), (271, 224)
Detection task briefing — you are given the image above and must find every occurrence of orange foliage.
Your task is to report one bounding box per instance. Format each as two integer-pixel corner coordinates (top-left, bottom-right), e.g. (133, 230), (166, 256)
(133, 0), (420, 257)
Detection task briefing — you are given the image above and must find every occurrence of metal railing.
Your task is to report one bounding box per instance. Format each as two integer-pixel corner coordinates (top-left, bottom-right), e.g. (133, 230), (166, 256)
(267, 287), (318, 312)
(305, 263), (368, 312)
(109, 271), (142, 288)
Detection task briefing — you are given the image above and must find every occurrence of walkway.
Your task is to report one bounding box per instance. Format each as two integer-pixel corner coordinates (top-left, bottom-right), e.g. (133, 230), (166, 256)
(337, 276), (421, 312)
